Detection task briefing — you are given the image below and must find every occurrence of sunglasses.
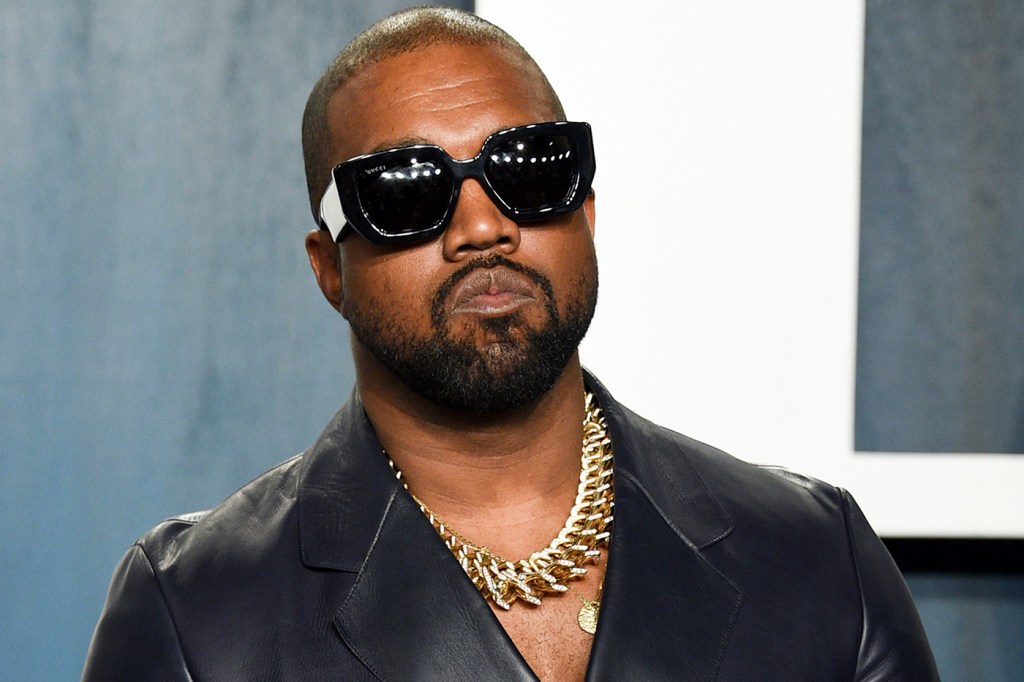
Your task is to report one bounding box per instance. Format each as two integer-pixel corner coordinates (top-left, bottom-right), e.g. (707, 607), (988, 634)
(319, 121), (595, 246)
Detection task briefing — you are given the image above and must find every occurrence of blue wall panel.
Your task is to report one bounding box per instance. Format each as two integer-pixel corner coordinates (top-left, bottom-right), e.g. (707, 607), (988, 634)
(907, 573), (1024, 681)
(0, 2), (467, 678)
(857, 0), (1024, 453)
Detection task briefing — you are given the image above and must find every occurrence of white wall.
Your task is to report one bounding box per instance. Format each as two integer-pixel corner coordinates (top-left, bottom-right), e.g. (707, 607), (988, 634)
(477, 0), (1024, 537)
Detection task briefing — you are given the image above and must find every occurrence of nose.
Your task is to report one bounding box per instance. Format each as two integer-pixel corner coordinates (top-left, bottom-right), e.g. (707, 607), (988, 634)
(441, 179), (521, 261)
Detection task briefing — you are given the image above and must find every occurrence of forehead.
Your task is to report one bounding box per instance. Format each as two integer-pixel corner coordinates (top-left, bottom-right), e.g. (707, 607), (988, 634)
(326, 43), (559, 164)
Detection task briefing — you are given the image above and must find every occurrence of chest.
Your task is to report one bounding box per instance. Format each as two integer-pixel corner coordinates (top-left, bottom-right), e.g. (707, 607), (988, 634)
(490, 575), (603, 682)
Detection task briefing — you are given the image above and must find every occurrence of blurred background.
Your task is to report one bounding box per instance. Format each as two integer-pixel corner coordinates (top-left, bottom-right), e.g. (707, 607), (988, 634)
(1, 1), (1021, 679)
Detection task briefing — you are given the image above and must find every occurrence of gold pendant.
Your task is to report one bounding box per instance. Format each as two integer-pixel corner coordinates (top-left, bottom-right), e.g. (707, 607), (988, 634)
(577, 600), (600, 634)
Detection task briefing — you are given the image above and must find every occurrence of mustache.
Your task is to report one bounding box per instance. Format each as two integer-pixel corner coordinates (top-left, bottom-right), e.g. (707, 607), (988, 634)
(430, 253), (556, 322)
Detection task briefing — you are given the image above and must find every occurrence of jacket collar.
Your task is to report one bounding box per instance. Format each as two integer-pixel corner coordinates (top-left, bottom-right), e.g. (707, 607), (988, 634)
(584, 372), (741, 679)
(296, 372), (741, 680)
(585, 371), (734, 550)
(297, 390), (396, 571)
(298, 390), (535, 678)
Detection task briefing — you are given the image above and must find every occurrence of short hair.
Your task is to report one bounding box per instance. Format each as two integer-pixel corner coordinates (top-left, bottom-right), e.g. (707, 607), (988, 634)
(300, 6), (566, 220)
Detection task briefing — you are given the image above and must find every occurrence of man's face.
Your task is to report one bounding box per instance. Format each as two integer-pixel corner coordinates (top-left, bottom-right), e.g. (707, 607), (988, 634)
(322, 43), (598, 412)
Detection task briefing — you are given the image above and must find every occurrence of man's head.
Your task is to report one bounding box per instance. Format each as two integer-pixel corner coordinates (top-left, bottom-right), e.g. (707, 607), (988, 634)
(301, 7), (565, 221)
(302, 7), (598, 413)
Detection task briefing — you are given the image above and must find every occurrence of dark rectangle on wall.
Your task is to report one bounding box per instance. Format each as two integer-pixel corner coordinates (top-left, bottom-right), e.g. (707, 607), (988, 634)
(884, 538), (1024, 574)
(855, 0), (1024, 453)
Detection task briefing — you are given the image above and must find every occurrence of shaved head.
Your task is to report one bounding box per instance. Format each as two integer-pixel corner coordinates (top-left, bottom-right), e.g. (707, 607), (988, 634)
(300, 6), (565, 220)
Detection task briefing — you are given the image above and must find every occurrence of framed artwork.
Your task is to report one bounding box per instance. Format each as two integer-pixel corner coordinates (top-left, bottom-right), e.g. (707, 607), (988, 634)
(480, 0), (1024, 538)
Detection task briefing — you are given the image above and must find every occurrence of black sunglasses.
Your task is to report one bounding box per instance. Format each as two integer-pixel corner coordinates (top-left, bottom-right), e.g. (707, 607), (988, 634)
(319, 121), (595, 246)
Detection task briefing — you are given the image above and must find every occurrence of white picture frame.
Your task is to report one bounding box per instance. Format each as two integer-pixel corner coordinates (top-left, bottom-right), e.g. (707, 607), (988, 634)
(478, 0), (1024, 538)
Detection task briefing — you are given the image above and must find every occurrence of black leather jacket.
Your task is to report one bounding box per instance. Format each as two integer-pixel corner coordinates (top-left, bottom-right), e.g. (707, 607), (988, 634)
(84, 373), (938, 680)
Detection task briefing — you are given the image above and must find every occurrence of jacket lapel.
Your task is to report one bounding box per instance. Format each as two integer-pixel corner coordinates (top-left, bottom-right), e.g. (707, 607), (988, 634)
(585, 373), (743, 681)
(300, 379), (743, 680)
(586, 470), (742, 681)
(333, 489), (537, 681)
(298, 392), (535, 681)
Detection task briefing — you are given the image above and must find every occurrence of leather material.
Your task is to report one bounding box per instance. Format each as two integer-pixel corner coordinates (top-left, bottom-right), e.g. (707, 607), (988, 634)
(83, 372), (938, 680)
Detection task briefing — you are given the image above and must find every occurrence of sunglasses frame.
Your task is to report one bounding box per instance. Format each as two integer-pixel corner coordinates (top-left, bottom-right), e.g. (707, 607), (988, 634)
(319, 121), (595, 246)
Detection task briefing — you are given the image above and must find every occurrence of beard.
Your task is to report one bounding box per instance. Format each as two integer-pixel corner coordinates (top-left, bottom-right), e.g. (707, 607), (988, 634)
(346, 252), (598, 413)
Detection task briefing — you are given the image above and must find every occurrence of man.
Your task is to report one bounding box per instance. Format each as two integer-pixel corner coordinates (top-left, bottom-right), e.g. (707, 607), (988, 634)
(84, 7), (938, 680)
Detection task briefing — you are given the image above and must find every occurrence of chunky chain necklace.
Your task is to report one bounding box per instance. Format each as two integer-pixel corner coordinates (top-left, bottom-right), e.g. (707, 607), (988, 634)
(388, 391), (614, 629)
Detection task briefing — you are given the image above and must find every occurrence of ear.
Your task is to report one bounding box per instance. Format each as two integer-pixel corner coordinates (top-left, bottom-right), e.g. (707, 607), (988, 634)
(583, 190), (596, 237)
(305, 229), (344, 313)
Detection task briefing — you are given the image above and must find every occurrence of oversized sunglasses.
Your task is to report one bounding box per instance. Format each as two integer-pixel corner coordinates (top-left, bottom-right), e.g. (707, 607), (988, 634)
(319, 121), (595, 246)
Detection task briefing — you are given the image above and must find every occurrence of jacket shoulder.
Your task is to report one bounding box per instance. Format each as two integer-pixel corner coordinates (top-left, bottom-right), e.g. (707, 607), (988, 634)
(605, 402), (938, 679)
(607, 396), (847, 530)
(135, 453), (304, 570)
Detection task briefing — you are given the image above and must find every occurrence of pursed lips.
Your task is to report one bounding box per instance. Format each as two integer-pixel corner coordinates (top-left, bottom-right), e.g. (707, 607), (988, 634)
(447, 266), (539, 315)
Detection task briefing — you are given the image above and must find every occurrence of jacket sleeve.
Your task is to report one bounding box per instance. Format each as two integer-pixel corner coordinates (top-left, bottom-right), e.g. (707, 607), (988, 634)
(82, 543), (194, 681)
(842, 490), (940, 682)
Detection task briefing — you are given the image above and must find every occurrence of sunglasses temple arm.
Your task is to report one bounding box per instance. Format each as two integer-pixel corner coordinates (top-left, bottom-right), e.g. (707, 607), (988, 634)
(319, 178), (347, 242)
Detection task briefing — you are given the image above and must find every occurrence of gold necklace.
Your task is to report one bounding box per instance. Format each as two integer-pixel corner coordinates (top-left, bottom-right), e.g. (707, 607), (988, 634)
(388, 391), (614, 631)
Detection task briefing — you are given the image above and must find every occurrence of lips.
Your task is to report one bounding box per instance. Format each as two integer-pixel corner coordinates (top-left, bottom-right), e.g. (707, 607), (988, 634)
(447, 266), (539, 315)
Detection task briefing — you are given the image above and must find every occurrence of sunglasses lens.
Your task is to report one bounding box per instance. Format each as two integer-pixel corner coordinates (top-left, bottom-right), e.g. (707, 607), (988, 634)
(356, 157), (452, 236)
(486, 133), (579, 213)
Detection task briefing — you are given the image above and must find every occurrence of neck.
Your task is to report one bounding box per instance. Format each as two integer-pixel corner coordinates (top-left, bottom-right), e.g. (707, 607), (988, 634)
(353, 342), (588, 558)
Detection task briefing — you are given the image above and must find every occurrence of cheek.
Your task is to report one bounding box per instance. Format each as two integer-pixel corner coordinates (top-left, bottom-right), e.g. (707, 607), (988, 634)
(526, 225), (598, 310)
(566, 240), (599, 309)
(340, 248), (439, 325)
